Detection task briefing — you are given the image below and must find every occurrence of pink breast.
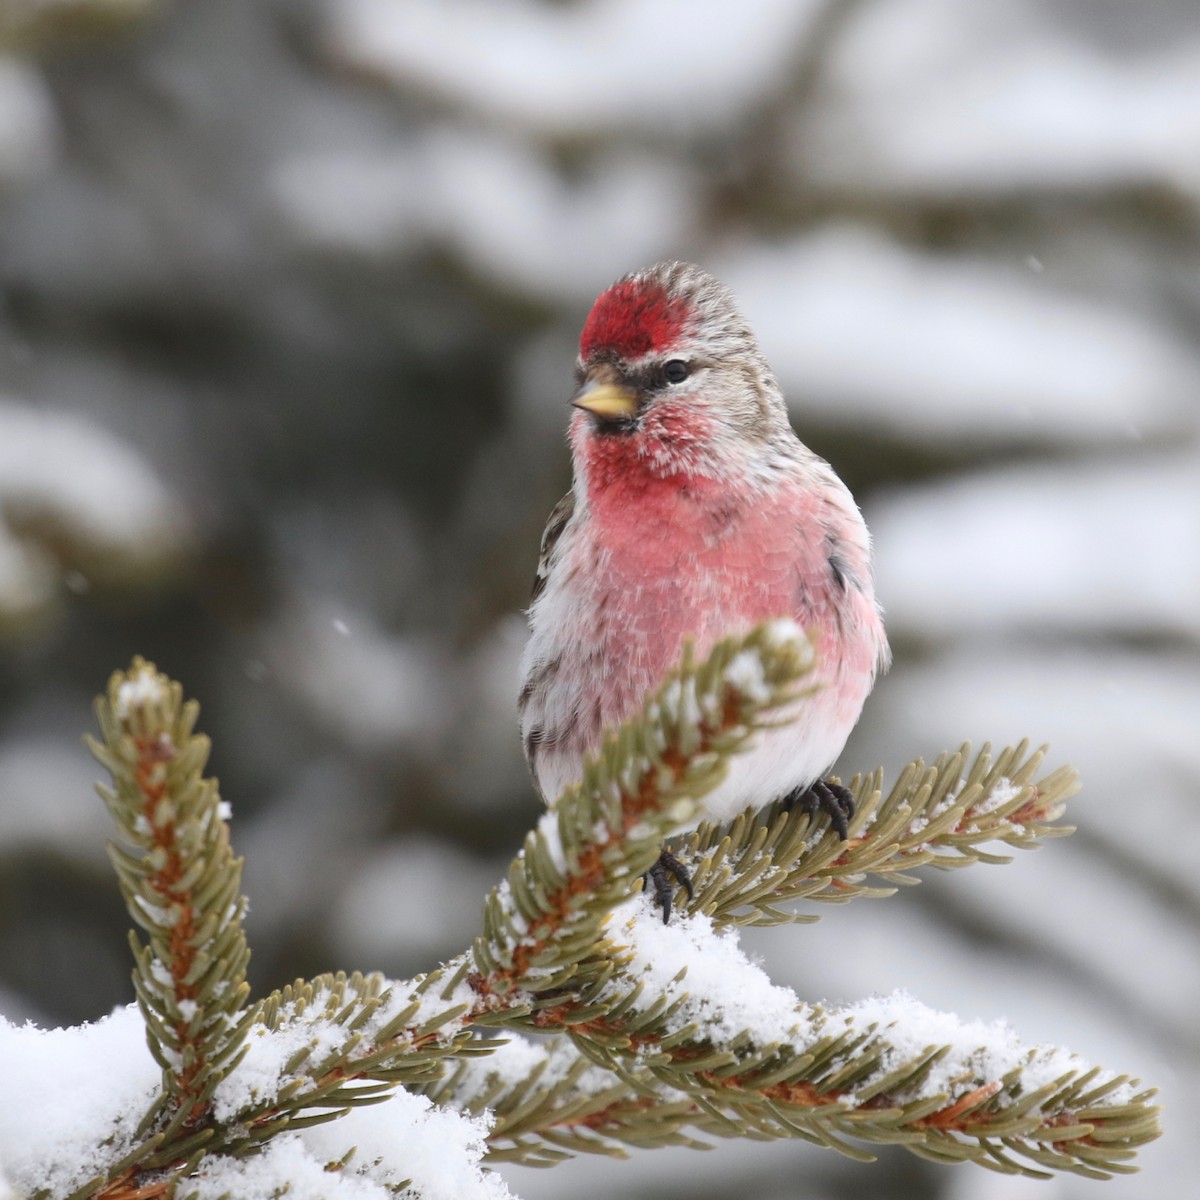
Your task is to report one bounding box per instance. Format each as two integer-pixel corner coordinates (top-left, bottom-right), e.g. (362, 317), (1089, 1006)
(575, 463), (840, 729)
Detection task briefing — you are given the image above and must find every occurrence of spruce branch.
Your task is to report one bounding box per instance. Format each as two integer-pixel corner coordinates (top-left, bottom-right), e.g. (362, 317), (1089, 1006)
(546, 903), (1160, 1180)
(683, 740), (1080, 928)
(425, 1034), (702, 1167)
(431, 623), (1156, 1181)
(11, 634), (1157, 1198)
(206, 960), (502, 1152)
(87, 658), (253, 1129)
(470, 620), (817, 1006)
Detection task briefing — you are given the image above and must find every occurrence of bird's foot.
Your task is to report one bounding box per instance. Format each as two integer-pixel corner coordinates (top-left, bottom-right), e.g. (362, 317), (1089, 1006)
(643, 849), (694, 924)
(782, 778), (855, 840)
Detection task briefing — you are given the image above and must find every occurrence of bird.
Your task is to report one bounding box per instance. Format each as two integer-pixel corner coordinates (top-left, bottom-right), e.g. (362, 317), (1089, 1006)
(518, 261), (889, 920)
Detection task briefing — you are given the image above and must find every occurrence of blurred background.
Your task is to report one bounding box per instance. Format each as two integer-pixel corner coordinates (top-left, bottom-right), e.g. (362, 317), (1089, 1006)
(0, 0), (1197, 1196)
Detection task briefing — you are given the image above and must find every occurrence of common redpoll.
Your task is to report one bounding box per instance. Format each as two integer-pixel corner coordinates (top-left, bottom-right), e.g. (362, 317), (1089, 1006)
(519, 261), (889, 918)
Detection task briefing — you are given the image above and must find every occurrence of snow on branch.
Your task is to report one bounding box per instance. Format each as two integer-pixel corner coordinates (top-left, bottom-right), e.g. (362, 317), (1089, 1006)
(425, 1031), (707, 1167)
(0, 631), (1162, 1197)
(88, 659), (254, 1140)
(551, 901), (1159, 1179)
(471, 619), (817, 1001)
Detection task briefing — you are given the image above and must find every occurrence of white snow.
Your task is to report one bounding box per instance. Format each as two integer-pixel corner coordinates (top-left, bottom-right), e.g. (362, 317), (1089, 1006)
(213, 970), (480, 1123)
(723, 650), (773, 704)
(324, 0), (823, 138)
(660, 676), (705, 732)
(968, 778), (1024, 818)
(362, 968), (479, 1049)
(212, 999), (361, 1121)
(114, 666), (168, 720)
(423, 133), (694, 302)
(303, 1088), (511, 1200)
(193, 1090), (512, 1200)
(0, 397), (187, 624)
(905, 786), (964, 839)
(491, 879), (529, 939)
(0, 1005), (159, 1196)
(872, 452), (1200, 640)
(0, 398), (187, 553)
(0, 988), (506, 1195)
(903, 772), (1023, 840)
(273, 127), (697, 302)
(189, 1137), (396, 1200)
(609, 897), (810, 1046)
(609, 900), (1131, 1112)
(721, 622), (811, 703)
(839, 991), (1128, 1107)
(723, 228), (1198, 443)
(760, 617), (810, 652)
(455, 1033), (553, 1092)
(269, 148), (426, 257)
(451, 1032), (613, 1101)
(801, 0), (1200, 196)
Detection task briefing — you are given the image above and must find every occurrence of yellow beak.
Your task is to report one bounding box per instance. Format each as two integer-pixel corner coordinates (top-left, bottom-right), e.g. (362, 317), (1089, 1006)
(571, 379), (638, 421)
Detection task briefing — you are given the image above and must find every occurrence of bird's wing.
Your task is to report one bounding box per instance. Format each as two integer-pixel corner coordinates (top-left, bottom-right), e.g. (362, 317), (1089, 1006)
(530, 488), (575, 607)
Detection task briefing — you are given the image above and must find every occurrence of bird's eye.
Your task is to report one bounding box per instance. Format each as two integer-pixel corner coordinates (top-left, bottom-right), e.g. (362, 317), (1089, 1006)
(663, 360), (689, 384)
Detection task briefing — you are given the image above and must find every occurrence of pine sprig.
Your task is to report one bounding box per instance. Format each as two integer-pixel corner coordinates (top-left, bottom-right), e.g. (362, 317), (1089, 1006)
(36, 638), (1159, 1198)
(471, 620), (817, 1003)
(87, 658), (253, 1128)
(425, 1035), (704, 1167)
(193, 961), (505, 1158)
(83, 665), (494, 1189)
(548, 904), (1160, 1180)
(683, 740), (1080, 927)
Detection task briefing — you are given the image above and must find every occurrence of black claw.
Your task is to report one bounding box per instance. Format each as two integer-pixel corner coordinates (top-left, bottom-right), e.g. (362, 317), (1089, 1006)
(781, 778), (856, 840)
(643, 849), (694, 924)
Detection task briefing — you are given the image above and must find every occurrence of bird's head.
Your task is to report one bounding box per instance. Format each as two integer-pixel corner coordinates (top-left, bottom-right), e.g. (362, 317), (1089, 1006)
(569, 262), (792, 483)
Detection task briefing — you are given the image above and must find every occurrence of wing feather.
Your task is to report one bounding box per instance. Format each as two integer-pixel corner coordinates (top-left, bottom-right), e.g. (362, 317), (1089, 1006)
(529, 489), (575, 607)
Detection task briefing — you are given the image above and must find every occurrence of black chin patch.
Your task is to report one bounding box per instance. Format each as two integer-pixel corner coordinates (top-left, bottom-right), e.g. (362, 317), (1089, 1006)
(589, 415), (640, 436)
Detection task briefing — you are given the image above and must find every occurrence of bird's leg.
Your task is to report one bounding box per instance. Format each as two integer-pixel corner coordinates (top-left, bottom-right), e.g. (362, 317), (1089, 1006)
(643, 848), (695, 924)
(782, 778), (855, 840)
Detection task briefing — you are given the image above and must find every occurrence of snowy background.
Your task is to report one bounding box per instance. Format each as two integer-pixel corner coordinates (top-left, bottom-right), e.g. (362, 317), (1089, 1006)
(0, 0), (1196, 1196)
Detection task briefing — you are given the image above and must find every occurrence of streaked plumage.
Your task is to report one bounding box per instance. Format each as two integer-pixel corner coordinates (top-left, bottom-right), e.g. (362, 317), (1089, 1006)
(519, 261), (889, 824)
